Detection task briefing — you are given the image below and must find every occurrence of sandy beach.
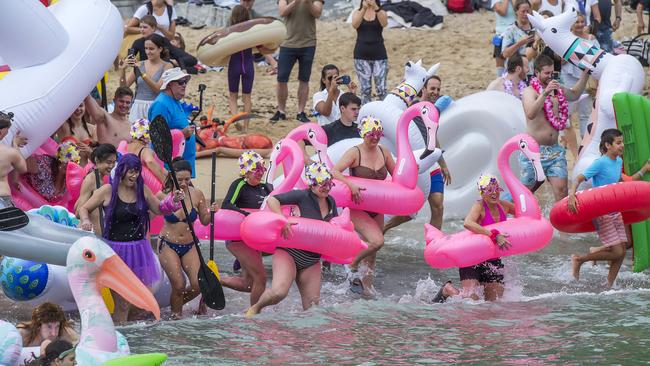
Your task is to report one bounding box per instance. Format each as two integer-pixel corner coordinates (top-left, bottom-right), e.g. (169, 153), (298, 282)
(106, 9), (647, 200)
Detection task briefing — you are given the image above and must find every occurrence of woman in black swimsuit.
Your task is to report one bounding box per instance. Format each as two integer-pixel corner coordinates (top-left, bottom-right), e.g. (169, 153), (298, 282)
(157, 158), (215, 318)
(246, 163), (338, 316)
(220, 151), (273, 306)
(331, 116), (395, 298)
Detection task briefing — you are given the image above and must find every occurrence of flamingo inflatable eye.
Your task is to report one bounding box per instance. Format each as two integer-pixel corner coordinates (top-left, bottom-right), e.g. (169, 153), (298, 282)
(82, 249), (96, 262)
(274, 142), (282, 151)
(551, 28), (557, 33)
(307, 129), (316, 140)
(519, 140), (528, 150)
(421, 107), (429, 116)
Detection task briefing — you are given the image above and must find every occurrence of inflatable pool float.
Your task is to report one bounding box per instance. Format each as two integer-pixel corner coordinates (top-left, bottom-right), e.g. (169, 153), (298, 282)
(196, 112), (273, 159)
(101, 353), (168, 365)
(0, 320), (22, 366)
(67, 236), (160, 365)
(528, 10), (645, 184)
(613, 92), (650, 272)
(550, 181), (650, 233)
(424, 134), (553, 269)
(197, 18), (286, 67)
(0, 0), (123, 158)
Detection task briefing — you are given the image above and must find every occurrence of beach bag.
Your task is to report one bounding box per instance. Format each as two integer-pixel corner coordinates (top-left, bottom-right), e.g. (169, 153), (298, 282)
(622, 35), (650, 67)
(447, 0), (473, 13)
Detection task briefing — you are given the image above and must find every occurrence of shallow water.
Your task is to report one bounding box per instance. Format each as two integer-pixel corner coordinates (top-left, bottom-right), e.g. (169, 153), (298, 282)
(2, 191), (650, 364)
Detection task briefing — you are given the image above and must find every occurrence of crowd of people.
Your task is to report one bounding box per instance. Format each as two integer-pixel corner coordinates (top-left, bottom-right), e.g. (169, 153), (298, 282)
(2, 0), (650, 363)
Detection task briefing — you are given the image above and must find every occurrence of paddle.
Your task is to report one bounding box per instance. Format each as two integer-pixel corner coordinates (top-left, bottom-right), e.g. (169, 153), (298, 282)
(0, 207), (29, 231)
(95, 169), (115, 314)
(207, 152), (221, 280)
(149, 115), (226, 310)
(190, 84), (207, 148)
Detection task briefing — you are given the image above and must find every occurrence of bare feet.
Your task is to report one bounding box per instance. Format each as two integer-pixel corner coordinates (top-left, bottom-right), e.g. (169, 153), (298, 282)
(572, 254), (582, 281)
(194, 297), (207, 316)
(245, 306), (259, 317)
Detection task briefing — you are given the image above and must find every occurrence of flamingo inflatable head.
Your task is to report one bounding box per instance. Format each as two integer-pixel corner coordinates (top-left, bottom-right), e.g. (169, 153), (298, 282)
(67, 237), (160, 365)
(514, 134), (545, 191)
(267, 138), (304, 189)
(411, 101), (440, 160)
(286, 123), (332, 167)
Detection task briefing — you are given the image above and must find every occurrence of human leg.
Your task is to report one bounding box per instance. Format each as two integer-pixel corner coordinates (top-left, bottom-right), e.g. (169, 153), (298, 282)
(296, 262), (322, 310)
(373, 59), (388, 101)
(382, 215), (412, 235)
(221, 240), (266, 305)
(354, 59), (373, 105)
(179, 245), (202, 306)
(573, 213), (628, 282)
(478, 260), (505, 301)
(275, 47), (298, 115)
(158, 239), (187, 316)
(246, 249), (296, 315)
(429, 171), (445, 229)
(543, 144), (568, 202)
(458, 266), (481, 300)
(296, 46), (316, 114)
(350, 210), (385, 269)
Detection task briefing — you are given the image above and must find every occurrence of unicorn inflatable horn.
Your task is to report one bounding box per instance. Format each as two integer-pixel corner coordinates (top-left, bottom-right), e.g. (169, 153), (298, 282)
(527, 10), (644, 182)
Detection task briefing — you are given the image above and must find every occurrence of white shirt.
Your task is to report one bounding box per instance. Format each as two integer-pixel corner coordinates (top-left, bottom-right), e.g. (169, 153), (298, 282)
(312, 89), (341, 126)
(133, 4), (178, 37)
(539, 0), (565, 15)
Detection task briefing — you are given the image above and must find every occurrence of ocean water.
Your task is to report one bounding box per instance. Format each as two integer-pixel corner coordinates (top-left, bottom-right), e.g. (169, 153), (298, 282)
(2, 194), (650, 364)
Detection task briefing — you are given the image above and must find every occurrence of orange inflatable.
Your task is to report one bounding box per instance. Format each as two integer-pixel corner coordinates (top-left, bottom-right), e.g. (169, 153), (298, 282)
(196, 111), (273, 158)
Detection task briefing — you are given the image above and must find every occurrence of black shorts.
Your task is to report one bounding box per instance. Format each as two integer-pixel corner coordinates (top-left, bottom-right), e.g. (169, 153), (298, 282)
(459, 259), (504, 284)
(277, 46), (316, 83)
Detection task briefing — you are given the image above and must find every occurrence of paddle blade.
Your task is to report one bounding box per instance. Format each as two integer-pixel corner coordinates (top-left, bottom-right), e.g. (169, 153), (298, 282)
(198, 262), (225, 310)
(149, 115), (174, 164)
(207, 260), (221, 281)
(101, 287), (115, 314)
(0, 207), (29, 231)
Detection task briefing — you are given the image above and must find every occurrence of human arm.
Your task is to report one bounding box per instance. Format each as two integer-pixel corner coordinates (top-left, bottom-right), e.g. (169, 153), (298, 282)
(278, 0), (299, 17)
(309, 0), (324, 18)
(522, 84), (558, 120)
(630, 158), (650, 181)
(158, 20), (177, 40)
(119, 56), (137, 87)
(331, 148), (365, 203)
(637, 2), (646, 34)
(567, 173), (587, 213)
(382, 145), (397, 176)
(492, 0), (513, 16)
(314, 84), (340, 118)
(141, 148), (168, 184)
(195, 189), (213, 225)
(351, 9), (365, 29)
(221, 179), (253, 216)
(563, 69), (590, 101)
(83, 95), (107, 126)
(266, 195), (297, 238)
(79, 185), (111, 230)
(613, 0), (622, 31)
(145, 185), (183, 216)
(464, 202), (511, 248)
(500, 199), (516, 215)
(9, 147), (27, 175)
(124, 18), (141, 35)
(590, 2), (601, 25)
(501, 31), (534, 58)
(74, 174), (96, 214)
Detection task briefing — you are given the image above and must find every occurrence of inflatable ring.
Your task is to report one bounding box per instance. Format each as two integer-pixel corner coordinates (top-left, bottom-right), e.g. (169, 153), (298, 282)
(550, 181), (650, 233)
(100, 353), (168, 366)
(197, 18), (286, 67)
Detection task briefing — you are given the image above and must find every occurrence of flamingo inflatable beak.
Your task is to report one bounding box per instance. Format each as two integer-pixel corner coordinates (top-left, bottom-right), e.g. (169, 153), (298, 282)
(96, 255), (160, 320)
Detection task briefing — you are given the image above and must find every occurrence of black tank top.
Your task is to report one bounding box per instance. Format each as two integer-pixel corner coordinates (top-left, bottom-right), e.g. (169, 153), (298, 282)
(353, 17), (387, 60)
(107, 196), (145, 241)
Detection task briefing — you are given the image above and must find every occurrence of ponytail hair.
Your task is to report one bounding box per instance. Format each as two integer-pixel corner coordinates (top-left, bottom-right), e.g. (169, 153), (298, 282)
(599, 128), (623, 154)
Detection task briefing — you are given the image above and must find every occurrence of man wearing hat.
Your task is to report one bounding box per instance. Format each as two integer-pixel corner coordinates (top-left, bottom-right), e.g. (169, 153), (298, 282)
(148, 67), (196, 176)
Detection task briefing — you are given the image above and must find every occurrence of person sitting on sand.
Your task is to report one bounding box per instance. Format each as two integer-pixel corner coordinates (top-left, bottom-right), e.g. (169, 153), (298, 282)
(433, 174), (515, 302)
(130, 15), (197, 73)
(24, 141), (80, 203)
(125, 0), (178, 41)
(126, 118), (167, 184)
(74, 144), (118, 236)
(220, 151), (273, 306)
(246, 162), (338, 316)
(486, 53), (529, 100)
(0, 111), (28, 208)
(17, 302), (78, 354)
(84, 87), (134, 147)
(569, 129), (650, 287)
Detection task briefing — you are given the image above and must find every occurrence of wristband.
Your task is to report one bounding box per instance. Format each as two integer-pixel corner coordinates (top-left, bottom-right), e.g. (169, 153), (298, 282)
(159, 194), (182, 215)
(141, 73), (148, 79)
(489, 229), (500, 245)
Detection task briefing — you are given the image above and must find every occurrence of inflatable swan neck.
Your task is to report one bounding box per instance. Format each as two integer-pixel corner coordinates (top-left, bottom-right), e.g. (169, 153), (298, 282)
(272, 139), (305, 195)
(498, 135), (542, 219)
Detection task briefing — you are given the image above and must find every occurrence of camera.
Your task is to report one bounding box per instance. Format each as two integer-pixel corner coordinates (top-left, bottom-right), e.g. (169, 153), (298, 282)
(337, 75), (351, 85)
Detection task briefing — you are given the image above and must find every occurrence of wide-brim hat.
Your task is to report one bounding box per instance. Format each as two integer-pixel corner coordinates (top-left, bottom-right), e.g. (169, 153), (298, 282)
(160, 67), (190, 90)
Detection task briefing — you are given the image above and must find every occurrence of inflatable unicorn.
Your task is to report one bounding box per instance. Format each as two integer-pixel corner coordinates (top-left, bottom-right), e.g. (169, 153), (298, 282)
(527, 9), (645, 181)
(0, 0), (122, 158)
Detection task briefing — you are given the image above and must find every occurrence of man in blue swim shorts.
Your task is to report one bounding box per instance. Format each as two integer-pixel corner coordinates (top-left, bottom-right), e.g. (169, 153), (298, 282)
(520, 55), (589, 202)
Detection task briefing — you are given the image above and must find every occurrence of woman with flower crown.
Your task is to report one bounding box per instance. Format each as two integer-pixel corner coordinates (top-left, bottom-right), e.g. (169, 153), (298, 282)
(126, 118), (167, 184)
(246, 162), (338, 316)
(520, 55), (589, 203)
(432, 174), (516, 303)
(220, 151), (274, 306)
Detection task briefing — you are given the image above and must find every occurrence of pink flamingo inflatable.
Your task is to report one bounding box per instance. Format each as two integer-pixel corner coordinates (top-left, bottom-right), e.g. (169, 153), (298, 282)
(193, 138), (302, 241)
(326, 101), (439, 215)
(241, 139), (367, 264)
(67, 236), (160, 365)
(423, 134), (553, 269)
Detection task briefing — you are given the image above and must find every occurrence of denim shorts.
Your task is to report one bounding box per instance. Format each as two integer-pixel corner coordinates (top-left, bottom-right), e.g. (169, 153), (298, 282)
(277, 46), (316, 83)
(518, 143), (567, 186)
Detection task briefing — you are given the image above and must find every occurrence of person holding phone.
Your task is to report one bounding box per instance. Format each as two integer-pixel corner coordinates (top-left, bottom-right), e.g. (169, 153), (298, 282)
(312, 64), (358, 126)
(501, 0), (535, 66)
(351, 0), (388, 105)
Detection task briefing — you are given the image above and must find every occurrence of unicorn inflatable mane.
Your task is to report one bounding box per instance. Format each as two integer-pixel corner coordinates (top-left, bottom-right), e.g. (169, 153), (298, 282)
(528, 10), (645, 181)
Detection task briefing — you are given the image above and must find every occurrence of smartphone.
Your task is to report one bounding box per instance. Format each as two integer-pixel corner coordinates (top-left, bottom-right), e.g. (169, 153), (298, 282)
(552, 71), (560, 81)
(337, 75), (351, 85)
(127, 48), (136, 58)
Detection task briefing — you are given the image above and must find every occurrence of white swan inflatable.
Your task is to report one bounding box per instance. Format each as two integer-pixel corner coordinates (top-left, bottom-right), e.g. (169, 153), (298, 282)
(527, 10), (645, 182)
(0, 0), (123, 158)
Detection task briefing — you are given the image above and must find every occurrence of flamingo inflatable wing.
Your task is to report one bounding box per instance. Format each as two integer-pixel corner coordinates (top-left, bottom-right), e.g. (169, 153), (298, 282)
(424, 134), (554, 269)
(67, 237), (160, 365)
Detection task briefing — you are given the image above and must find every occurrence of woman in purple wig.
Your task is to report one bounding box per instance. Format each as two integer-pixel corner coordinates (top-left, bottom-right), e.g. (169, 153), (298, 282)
(79, 153), (184, 323)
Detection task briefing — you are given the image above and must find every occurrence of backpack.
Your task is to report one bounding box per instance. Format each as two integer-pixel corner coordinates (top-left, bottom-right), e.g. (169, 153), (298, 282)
(146, 1), (174, 25)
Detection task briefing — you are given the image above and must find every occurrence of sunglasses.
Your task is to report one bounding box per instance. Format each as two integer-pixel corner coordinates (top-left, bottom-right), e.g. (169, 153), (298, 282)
(174, 78), (190, 86)
(480, 184), (503, 196)
(315, 180), (335, 192)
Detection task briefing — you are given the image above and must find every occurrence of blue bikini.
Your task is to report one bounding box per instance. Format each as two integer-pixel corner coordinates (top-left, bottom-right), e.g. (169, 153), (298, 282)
(159, 195), (199, 258)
